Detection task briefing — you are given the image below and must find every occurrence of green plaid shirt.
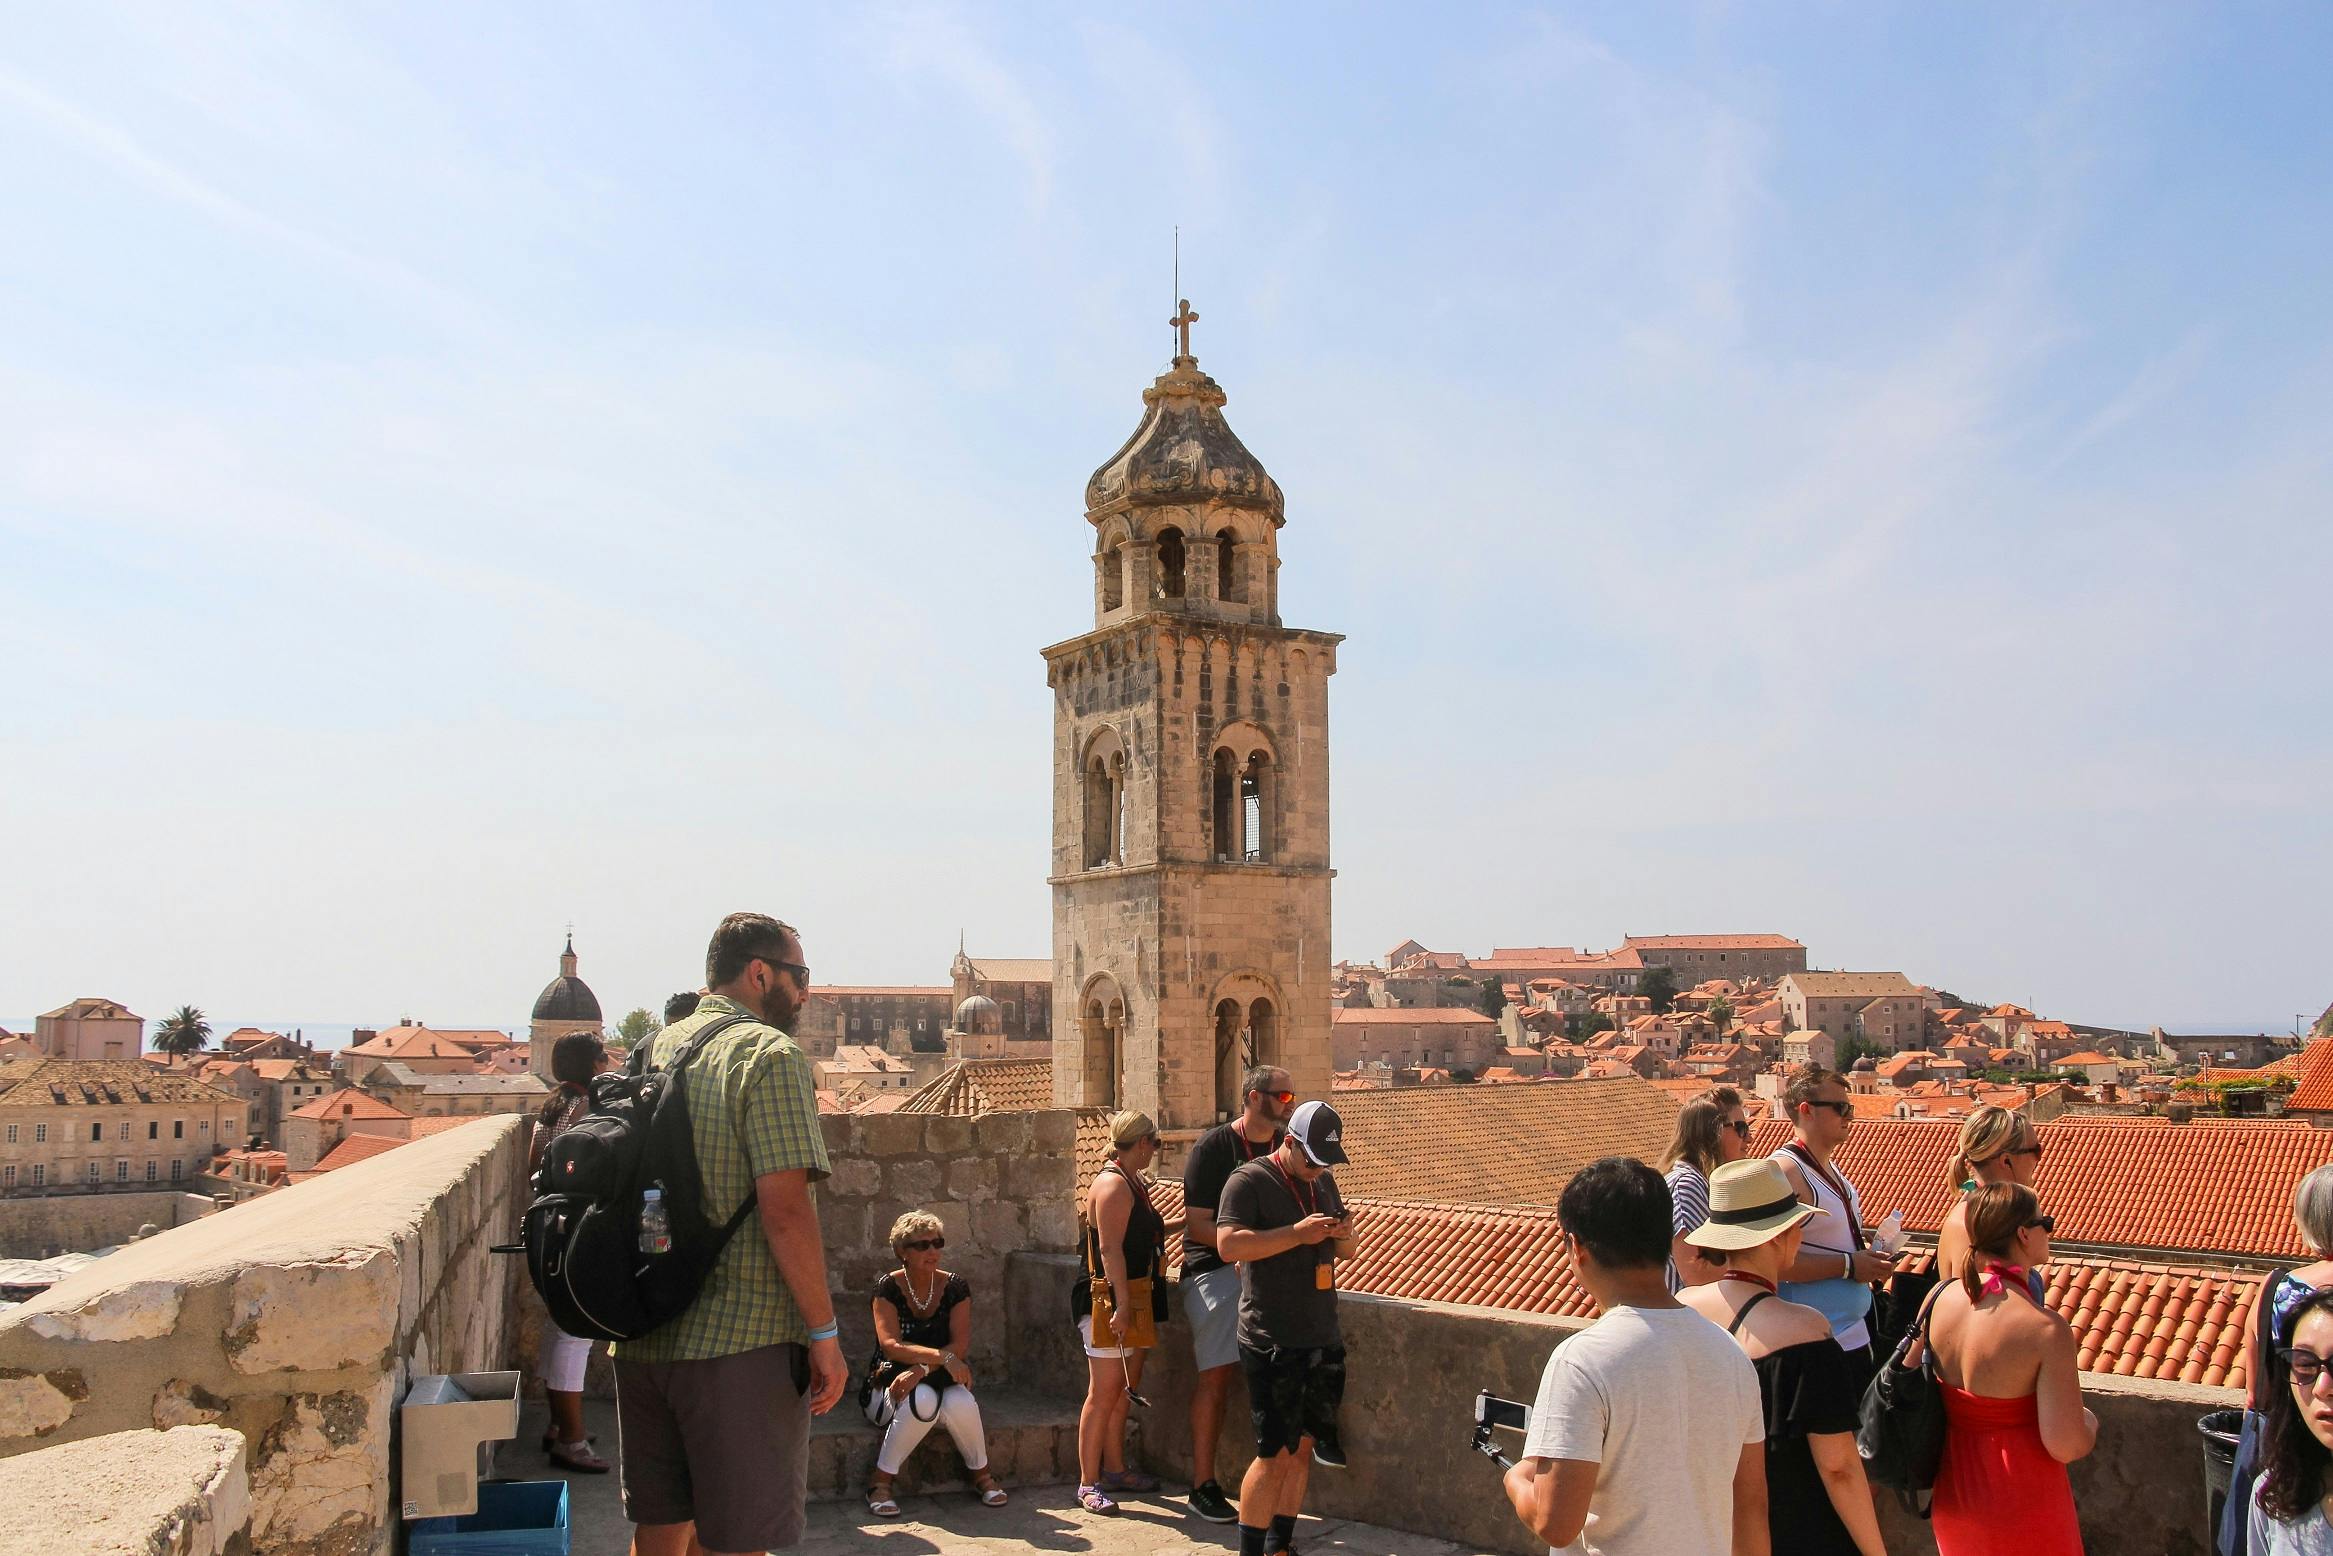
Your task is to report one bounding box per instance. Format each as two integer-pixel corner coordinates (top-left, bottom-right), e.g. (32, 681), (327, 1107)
(611, 994), (831, 1363)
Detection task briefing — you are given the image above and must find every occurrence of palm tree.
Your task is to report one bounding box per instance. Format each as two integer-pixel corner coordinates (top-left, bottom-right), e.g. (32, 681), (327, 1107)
(1707, 995), (1734, 1033)
(153, 1005), (211, 1058)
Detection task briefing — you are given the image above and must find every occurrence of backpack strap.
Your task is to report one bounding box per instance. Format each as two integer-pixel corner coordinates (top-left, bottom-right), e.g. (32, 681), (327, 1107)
(648, 1011), (768, 1246)
(1726, 1291), (1771, 1336)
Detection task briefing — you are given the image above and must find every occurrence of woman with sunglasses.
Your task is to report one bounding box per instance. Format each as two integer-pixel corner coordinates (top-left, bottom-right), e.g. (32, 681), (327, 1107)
(1659, 1086), (1750, 1293)
(1926, 1183), (2095, 1555)
(1075, 1111), (1166, 1514)
(2248, 1284), (2333, 1553)
(863, 1210), (1004, 1516)
(2220, 1165), (2333, 1556)
(1937, 1106), (2045, 1294)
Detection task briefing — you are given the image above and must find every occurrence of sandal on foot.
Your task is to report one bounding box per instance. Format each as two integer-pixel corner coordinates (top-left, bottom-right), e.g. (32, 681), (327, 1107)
(547, 1440), (610, 1474)
(973, 1472), (1009, 1507)
(1077, 1484), (1117, 1514)
(867, 1479), (901, 1518)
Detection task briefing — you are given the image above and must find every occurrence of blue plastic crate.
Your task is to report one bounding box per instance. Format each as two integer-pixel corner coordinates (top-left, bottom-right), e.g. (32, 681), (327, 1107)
(406, 1479), (569, 1556)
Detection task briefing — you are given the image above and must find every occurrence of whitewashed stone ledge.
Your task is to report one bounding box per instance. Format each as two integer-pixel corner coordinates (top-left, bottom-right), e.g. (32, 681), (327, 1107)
(0, 1115), (529, 1556)
(0, 1425), (249, 1556)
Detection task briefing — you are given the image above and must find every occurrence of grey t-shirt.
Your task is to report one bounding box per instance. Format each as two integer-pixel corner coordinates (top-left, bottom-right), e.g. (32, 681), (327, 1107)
(1217, 1157), (1344, 1351)
(2252, 1481), (2333, 1556)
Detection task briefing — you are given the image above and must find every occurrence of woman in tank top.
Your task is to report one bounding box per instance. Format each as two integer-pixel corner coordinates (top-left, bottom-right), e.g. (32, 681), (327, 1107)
(1074, 1110), (1165, 1515)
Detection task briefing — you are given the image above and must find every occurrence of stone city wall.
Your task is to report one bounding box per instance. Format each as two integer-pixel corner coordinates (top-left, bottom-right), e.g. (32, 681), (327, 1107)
(0, 1423), (250, 1556)
(0, 1115), (527, 1556)
(1007, 1252), (2242, 1556)
(0, 1189), (217, 1258)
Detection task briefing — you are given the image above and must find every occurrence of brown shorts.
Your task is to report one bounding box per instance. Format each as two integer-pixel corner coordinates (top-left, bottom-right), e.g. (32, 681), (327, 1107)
(615, 1342), (810, 1551)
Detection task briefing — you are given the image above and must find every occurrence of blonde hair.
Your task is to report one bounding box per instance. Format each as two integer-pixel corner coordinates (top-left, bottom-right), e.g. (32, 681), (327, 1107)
(1109, 1110), (1157, 1151)
(2295, 1165), (2333, 1257)
(888, 1209), (944, 1255)
(1946, 1106), (2028, 1190)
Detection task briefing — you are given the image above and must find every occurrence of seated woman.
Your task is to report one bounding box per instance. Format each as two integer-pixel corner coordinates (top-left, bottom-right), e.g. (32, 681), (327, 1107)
(864, 1211), (1005, 1516)
(2250, 1284), (2333, 1553)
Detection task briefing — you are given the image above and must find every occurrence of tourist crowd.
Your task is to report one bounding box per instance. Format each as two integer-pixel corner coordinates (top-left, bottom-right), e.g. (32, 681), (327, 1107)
(524, 912), (2319, 1556)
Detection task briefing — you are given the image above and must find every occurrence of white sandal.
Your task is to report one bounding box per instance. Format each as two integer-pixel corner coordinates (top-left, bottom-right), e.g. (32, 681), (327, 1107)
(867, 1479), (901, 1518)
(974, 1473), (1008, 1506)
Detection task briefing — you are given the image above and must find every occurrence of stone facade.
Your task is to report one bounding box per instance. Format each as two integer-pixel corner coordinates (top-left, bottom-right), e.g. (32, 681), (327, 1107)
(0, 1062), (247, 1196)
(1779, 971), (1925, 1053)
(0, 1115), (527, 1556)
(1048, 334), (1341, 1130)
(33, 999), (143, 1062)
(0, 1189), (215, 1259)
(0, 1423), (250, 1556)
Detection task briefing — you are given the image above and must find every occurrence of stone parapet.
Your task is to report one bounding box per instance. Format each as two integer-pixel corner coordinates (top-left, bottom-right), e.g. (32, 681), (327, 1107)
(0, 1116), (528, 1556)
(0, 1423), (250, 1556)
(1007, 1252), (2242, 1556)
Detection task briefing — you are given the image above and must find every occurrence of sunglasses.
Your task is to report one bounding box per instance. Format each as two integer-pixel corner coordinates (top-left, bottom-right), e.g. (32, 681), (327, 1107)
(2023, 1216), (2056, 1235)
(2008, 1142), (2045, 1161)
(2286, 1348), (2333, 1389)
(1804, 1099), (1853, 1117)
(901, 1237), (945, 1252)
(1255, 1090), (1296, 1106)
(753, 954), (812, 985)
(1725, 1120), (1751, 1138)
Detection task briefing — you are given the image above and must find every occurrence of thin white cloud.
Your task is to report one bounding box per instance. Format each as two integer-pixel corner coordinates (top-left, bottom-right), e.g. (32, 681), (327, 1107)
(868, 5), (1057, 212)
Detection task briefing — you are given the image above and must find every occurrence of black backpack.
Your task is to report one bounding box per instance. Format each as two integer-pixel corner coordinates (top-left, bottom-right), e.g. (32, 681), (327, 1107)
(521, 1012), (758, 1342)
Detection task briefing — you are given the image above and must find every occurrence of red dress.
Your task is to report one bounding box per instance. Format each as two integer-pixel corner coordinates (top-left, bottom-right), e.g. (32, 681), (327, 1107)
(1931, 1383), (2083, 1554)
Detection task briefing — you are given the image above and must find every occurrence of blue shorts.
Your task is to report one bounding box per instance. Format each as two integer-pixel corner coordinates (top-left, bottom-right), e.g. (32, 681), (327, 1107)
(1183, 1264), (1243, 1372)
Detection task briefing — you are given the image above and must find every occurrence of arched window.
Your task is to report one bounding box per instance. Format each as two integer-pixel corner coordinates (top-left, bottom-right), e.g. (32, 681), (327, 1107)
(1216, 528), (1243, 603)
(1211, 750), (1236, 863)
(1101, 544), (1125, 612)
(1083, 730), (1128, 869)
(1156, 527), (1186, 599)
(1082, 981), (1125, 1108)
(1240, 753), (1271, 862)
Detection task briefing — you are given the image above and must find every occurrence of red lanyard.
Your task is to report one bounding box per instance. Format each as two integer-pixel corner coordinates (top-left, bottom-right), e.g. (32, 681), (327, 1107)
(1719, 1272), (1778, 1294)
(1266, 1158), (1317, 1217)
(1237, 1129), (1272, 1163)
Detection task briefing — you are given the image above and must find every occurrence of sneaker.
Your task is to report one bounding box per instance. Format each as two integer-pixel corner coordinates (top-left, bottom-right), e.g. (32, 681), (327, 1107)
(1099, 1467), (1160, 1493)
(1310, 1438), (1347, 1469)
(1077, 1485), (1118, 1515)
(1188, 1480), (1237, 1523)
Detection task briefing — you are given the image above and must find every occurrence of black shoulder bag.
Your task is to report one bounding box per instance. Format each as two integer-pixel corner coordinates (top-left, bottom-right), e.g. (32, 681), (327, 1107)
(1857, 1281), (1947, 1509)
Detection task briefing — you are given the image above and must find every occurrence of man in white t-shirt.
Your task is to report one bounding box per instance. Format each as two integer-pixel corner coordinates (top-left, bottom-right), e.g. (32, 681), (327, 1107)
(1504, 1156), (1768, 1556)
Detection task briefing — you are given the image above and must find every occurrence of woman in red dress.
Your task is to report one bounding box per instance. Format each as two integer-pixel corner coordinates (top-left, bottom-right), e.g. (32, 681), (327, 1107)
(1926, 1183), (2098, 1554)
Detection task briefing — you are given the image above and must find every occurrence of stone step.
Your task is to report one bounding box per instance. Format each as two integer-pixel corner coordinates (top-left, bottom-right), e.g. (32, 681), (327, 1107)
(807, 1387), (1140, 1501)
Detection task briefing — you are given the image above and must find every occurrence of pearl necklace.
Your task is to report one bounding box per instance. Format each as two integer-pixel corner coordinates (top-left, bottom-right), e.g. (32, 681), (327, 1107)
(905, 1267), (940, 1311)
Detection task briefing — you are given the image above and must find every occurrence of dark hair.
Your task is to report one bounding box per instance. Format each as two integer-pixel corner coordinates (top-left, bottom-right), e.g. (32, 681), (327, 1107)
(1959, 1183), (2042, 1303)
(1784, 1063), (1840, 1117)
(706, 912), (797, 988)
(663, 991), (702, 1024)
(2259, 1287), (2333, 1521)
(550, 1031), (605, 1089)
(1242, 1065), (1283, 1102)
(1557, 1156), (1673, 1271)
(1661, 1086), (1744, 1176)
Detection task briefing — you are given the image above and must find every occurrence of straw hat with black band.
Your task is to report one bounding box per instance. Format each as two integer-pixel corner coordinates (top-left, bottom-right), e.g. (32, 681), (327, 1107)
(1685, 1158), (1826, 1251)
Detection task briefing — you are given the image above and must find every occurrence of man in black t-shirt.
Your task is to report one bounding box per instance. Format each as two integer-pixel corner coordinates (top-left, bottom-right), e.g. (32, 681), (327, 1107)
(1216, 1101), (1358, 1556)
(1179, 1065), (1293, 1523)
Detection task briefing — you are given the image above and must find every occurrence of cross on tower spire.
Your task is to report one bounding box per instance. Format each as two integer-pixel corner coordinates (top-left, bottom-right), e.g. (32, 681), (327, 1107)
(1170, 298), (1199, 361)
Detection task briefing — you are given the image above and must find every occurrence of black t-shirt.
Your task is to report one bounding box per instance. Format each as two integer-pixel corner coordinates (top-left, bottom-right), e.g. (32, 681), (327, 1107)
(875, 1271), (969, 1388)
(1181, 1122), (1284, 1278)
(1218, 1157), (1344, 1350)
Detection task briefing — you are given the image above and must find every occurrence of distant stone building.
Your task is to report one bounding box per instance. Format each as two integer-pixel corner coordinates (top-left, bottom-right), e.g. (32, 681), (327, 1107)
(34, 999), (143, 1063)
(0, 1060), (245, 1193)
(1779, 972), (1924, 1053)
(359, 1064), (548, 1120)
(2152, 1029), (2281, 1069)
(1331, 1007), (1503, 1074)
(527, 935), (602, 1080)
(951, 953), (1053, 1047)
(1619, 934), (1807, 986)
(1049, 315), (1339, 1128)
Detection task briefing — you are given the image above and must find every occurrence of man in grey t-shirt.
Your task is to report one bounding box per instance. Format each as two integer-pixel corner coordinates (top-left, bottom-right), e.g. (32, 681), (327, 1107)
(1216, 1101), (1359, 1556)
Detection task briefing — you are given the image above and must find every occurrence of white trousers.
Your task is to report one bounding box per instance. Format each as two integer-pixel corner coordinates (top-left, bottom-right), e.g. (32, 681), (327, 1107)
(539, 1323), (593, 1395)
(865, 1382), (987, 1475)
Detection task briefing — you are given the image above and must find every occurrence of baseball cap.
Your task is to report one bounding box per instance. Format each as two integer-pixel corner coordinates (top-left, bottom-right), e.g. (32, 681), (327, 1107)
(1287, 1100), (1348, 1168)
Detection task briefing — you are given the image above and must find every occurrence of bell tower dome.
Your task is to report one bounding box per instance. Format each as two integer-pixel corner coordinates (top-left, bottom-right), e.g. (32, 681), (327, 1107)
(1046, 306), (1340, 1131)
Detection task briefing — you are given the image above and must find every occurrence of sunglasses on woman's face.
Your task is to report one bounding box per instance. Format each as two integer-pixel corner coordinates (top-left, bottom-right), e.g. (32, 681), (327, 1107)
(2022, 1216), (2055, 1236)
(2284, 1347), (2333, 1389)
(1725, 1119), (1751, 1138)
(902, 1237), (945, 1252)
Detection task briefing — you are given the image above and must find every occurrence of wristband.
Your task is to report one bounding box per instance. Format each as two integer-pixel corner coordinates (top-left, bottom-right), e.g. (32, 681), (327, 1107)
(807, 1322), (839, 1342)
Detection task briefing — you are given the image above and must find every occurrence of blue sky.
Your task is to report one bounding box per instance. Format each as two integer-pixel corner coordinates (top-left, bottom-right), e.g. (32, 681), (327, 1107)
(3, 4), (2327, 1038)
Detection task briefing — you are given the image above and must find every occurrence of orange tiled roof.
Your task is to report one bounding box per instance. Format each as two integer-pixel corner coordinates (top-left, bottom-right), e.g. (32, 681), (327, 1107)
(897, 1059), (1053, 1116)
(342, 1025), (480, 1062)
(2282, 1040), (2333, 1112)
(1749, 1115), (2333, 1259)
(1327, 1079), (1679, 1207)
(288, 1087), (410, 1122)
(0, 1059), (241, 1107)
(1621, 934), (1804, 951)
(406, 1116), (483, 1138)
(311, 1133), (407, 1172)
(1332, 1007), (1497, 1025)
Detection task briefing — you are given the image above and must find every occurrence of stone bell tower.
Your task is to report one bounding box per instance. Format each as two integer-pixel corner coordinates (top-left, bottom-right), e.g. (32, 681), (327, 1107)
(1046, 302), (1340, 1132)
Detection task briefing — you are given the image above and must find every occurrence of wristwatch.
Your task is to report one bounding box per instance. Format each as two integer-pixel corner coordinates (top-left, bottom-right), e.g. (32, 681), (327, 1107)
(1841, 1252), (1853, 1280)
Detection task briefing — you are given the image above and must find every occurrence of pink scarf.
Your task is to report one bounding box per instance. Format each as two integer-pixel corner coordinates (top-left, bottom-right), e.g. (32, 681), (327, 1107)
(1979, 1261), (2032, 1300)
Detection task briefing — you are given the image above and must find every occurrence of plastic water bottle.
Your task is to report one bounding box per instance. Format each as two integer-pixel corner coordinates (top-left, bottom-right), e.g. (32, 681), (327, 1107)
(639, 1188), (671, 1256)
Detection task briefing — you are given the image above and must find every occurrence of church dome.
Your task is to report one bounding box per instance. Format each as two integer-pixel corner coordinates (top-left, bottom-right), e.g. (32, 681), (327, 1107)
(953, 994), (1003, 1036)
(532, 934), (601, 1024)
(1085, 352), (1284, 525)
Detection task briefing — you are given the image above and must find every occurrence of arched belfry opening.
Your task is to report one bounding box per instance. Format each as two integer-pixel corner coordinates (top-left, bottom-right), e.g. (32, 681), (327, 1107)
(1101, 541), (1125, 612)
(1081, 977), (1127, 1109)
(1083, 728), (1127, 869)
(1216, 527), (1243, 603)
(1210, 981), (1283, 1119)
(1155, 527), (1186, 600)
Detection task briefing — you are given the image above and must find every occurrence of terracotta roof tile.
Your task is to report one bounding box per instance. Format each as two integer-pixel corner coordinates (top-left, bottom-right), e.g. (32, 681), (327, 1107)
(0, 1059), (241, 1107)
(897, 1059), (1053, 1117)
(1749, 1115), (2333, 1259)
(2283, 1040), (2333, 1112)
(311, 1133), (407, 1172)
(288, 1087), (411, 1122)
(1326, 1079), (1679, 1207)
(1332, 1007), (1497, 1025)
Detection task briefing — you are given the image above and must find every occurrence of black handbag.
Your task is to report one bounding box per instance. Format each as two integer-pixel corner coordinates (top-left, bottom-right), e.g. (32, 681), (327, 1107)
(1857, 1284), (1947, 1502)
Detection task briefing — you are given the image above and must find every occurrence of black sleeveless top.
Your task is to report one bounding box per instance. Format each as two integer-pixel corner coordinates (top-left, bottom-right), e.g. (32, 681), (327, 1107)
(874, 1271), (968, 1389)
(1084, 1162), (1164, 1280)
(1730, 1293), (1864, 1556)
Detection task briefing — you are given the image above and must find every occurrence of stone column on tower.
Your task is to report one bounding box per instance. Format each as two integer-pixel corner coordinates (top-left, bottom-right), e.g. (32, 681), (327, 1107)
(1044, 308), (1341, 1133)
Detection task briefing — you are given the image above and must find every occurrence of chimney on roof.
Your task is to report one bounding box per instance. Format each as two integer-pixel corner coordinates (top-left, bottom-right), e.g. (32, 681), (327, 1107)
(2166, 1100), (2195, 1125)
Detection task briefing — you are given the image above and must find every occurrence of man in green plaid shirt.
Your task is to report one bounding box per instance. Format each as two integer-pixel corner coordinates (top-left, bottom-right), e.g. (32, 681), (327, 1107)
(613, 913), (846, 1556)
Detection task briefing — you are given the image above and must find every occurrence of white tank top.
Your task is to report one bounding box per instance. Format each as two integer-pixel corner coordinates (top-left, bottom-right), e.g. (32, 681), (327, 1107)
(1771, 1143), (1872, 1351)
